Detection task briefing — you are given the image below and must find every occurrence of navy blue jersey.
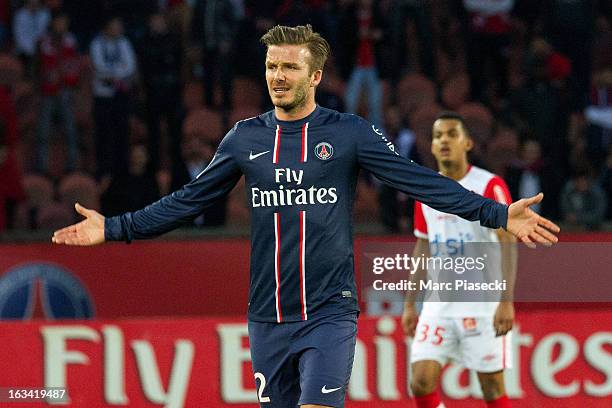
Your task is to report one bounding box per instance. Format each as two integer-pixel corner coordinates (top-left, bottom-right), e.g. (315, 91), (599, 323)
(105, 106), (508, 322)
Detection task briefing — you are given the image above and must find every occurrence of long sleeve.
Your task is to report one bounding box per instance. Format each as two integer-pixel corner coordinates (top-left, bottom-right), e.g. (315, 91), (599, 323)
(114, 38), (136, 80)
(89, 37), (114, 79)
(105, 126), (243, 242)
(354, 117), (508, 229)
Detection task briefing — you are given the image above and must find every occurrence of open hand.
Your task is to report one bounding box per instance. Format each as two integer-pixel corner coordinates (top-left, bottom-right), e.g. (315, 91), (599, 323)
(507, 193), (560, 248)
(51, 203), (106, 246)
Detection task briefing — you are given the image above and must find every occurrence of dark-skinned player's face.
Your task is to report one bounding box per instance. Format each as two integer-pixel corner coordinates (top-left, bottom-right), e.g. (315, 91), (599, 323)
(431, 119), (473, 167)
(265, 44), (320, 112)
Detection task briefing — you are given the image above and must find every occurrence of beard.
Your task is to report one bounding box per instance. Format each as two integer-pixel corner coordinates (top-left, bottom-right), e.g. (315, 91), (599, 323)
(271, 79), (309, 112)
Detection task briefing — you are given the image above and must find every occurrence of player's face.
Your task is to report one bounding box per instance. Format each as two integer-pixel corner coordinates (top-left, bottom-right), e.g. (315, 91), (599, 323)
(265, 44), (321, 113)
(431, 119), (473, 167)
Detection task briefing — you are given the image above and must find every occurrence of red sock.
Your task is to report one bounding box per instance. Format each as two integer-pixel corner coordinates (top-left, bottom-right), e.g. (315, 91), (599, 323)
(414, 391), (445, 408)
(486, 395), (511, 408)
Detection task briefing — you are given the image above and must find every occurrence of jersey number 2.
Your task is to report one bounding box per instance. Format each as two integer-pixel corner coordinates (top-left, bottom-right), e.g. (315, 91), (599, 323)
(254, 372), (271, 403)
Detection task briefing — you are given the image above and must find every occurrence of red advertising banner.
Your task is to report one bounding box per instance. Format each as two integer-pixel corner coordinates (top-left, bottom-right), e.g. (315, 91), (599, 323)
(0, 312), (610, 407)
(1, 233), (611, 319)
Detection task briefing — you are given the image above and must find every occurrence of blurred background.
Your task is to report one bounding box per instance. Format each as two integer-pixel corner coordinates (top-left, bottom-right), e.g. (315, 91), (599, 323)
(0, 0), (610, 237)
(0, 1), (611, 407)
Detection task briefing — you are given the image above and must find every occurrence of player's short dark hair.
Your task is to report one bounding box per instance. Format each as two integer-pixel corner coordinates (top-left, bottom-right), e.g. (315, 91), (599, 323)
(260, 24), (331, 74)
(435, 111), (471, 136)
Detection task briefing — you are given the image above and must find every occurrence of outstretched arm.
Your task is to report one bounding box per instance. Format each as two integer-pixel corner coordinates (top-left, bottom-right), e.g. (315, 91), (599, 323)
(52, 126), (243, 246)
(52, 203), (105, 245)
(506, 193), (559, 247)
(355, 118), (559, 246)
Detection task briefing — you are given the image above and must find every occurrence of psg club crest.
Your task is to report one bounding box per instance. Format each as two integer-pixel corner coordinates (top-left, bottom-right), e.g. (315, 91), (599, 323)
(314, 142), (333, 160)
(0, 263), (95, 319)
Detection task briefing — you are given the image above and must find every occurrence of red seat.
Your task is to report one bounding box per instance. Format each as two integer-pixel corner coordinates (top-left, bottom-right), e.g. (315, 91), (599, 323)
(183, 108), (223, 143)
(58, 172), (99, 211)
(397, 73), (437, 118)
(232, 77), (263, 109)
(0, 54), (23, 86)
(183, 81), (203, 111)
(22, 174), (54, 208)
(457, 103), (494, 144)
(229, 107), (261, 126)
(37, 202), (74, 231)
(441, 74), (469, 110)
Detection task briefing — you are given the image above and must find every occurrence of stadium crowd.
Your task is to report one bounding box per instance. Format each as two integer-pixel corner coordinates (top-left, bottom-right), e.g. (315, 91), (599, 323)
(0, 0), (611, 234)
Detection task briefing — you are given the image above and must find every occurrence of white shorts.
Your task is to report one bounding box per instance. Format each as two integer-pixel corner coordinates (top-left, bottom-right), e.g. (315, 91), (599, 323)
(410, 315), (512, 373)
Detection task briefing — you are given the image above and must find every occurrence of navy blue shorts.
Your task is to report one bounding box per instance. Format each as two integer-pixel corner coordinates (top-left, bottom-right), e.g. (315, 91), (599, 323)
(248, 312), (358, 407)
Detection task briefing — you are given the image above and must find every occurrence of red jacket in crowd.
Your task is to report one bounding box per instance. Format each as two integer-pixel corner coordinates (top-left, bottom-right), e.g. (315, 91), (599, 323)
(38, 32), (80, 96)
(0, 86), (25, 231)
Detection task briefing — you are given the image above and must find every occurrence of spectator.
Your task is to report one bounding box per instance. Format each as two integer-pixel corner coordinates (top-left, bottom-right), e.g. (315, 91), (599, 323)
(542, 0), (595, 103)
(461, 0), (514, 104)
(0, 0), (9, 49)
(505, 139), (543, 213)
(339, 0), (384, 129)
(585, 68), (612, 169)
(62, 0), (105, 52)
(36, 12), (80, 175)
(0, 85), (17, 147)
(12, 0), (50, 77)
(101, 144), (160, 216)
(561, 168), (607, 230)
(171, 134), (227, 226)
(191, 0), (238, 113)
(139, 12), (183, 174)
(90, 16), (136, 181)
(0, 119), (25, 232)
(599, 150), (612, 219)
(509, 38), (575, 219)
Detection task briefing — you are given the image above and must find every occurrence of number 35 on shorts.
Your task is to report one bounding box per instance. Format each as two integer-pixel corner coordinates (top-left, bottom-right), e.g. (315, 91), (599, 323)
(416, 324), (445, 345)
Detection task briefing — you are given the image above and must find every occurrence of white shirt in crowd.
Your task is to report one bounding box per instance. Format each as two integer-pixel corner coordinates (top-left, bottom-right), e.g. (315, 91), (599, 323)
(89, 35), (137, 98)
(13, 6), (50, 56)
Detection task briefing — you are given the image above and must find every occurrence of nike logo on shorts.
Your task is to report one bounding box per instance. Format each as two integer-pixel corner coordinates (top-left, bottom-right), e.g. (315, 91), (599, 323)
(321, 385), (342, 394)
(249, 150), (270, 160)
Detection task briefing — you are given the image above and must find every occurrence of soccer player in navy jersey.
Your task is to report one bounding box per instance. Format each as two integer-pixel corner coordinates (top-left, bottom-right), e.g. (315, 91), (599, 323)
(52, 25), (559, 408)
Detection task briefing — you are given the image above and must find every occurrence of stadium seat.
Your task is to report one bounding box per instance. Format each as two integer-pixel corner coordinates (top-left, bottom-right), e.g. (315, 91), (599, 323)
(441, 74), (470, 110)
(14, 174), (54, 229)
(58, 172), (99, 211)
(183, 81), (203, 111)
(229, 107), (261, 125)
(0, 54), (23, 86)
(486, 126), (519, 176)
(457, 103), (494, 145)
(397, 73), (437, 118)
(182, 108), (223, 143)
(22, 174), (54, 209)
(37, 202), (74, 231)
(13, 81), (36, 135)
(232, 77), (263, 109)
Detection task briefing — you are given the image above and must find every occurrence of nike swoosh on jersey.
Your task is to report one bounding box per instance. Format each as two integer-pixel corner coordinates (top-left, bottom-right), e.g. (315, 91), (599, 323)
(321, 385), (342, 394)
(249, 150), (270, 160)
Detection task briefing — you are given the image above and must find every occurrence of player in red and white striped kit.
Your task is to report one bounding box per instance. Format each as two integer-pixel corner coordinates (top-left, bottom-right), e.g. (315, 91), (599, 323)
(402, 112), (517, 408)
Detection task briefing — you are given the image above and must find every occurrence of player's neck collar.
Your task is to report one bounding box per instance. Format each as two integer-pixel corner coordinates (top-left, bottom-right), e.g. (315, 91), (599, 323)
(274, 104), (321, 127)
